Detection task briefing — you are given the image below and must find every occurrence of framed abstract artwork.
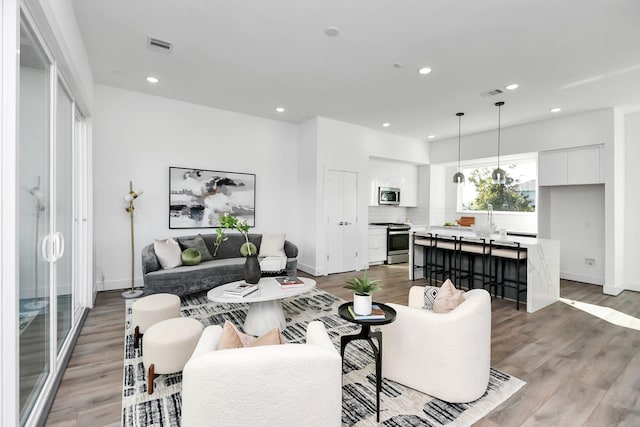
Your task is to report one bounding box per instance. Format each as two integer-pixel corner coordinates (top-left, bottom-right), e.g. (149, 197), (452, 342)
(169, 167), (256, 229)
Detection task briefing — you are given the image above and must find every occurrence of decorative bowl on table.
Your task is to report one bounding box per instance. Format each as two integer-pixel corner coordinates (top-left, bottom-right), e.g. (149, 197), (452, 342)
(471, 223), (497, 238)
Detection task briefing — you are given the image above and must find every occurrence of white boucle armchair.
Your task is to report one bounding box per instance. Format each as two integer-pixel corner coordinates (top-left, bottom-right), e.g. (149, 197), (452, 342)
(181, 321), (342, 427)
(380, 287), (491, 403)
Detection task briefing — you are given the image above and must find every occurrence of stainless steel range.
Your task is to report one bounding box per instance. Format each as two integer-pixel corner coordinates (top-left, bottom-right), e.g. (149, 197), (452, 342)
(370, 222), (411, 264)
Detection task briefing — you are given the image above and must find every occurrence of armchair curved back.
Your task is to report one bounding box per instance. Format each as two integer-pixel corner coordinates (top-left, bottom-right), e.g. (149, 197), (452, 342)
(381, 288), (491, 403)
(181, 322), (342, 427)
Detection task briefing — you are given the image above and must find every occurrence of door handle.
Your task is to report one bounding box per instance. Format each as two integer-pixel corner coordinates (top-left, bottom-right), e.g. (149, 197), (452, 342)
(54, 232), (65, 260)
(41, 234), (55, 263)
(338, 221), (345, 226)
(344, 221), (352, 226)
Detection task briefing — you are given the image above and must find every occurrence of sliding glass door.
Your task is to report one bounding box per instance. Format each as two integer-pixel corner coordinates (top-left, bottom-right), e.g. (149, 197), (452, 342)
(17, 11), (89, 425)
(55, 79), (74, 352)
(18, 16), (52, 423)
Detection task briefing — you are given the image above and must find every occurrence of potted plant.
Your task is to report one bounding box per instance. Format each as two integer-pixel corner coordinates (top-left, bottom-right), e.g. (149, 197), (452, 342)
(344, 270), (381, 315)
(216, 213), (260, 283)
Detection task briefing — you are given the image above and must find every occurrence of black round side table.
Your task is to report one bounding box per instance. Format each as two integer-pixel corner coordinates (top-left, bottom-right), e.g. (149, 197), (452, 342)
(338, 301), (397, 422)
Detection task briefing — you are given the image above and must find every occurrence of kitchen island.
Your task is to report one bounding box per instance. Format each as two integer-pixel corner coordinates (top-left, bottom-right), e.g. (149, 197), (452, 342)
(409, 226), (560, 313)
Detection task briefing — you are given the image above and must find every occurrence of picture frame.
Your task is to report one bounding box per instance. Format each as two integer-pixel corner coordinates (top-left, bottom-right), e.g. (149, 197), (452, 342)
(169, 166), (256, 229)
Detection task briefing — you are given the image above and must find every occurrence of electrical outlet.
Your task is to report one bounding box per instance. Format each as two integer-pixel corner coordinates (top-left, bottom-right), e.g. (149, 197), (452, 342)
(585, 258), (595, 266)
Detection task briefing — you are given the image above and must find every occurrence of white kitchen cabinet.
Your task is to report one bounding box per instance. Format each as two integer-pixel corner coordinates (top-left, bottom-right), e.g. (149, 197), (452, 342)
(538, 150), (568, 186)
(538, 145), (602, 186)
(567, 146), (601, 184)
(369, 158), (418, 206)
(368, 227), (387, 264)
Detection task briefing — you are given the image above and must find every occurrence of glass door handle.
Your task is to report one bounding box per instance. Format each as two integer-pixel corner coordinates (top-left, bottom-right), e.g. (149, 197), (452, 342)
(41, 234), (55, 263)
(54, 232), (65, 260)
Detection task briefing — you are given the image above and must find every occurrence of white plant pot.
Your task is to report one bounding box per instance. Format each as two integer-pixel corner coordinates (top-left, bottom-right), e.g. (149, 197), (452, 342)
(353, 293), (373, 315)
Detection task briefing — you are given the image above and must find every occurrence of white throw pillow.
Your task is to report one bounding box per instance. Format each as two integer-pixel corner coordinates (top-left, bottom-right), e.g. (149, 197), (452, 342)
(259, 233), (286, 257)
(154, 238), (183, 269)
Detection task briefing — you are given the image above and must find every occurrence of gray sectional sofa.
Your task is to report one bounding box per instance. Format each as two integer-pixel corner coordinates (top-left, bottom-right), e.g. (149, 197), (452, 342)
(141, 233), (298, 296)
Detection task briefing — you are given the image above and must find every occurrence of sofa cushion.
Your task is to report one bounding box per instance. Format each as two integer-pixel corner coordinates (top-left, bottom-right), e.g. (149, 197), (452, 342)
(178, 234), (214, 262)
(154, 238), (183, 269)
(433, 279), (465, 313)
(217, 320), (283, 350)
(259, 233), (286, 258)
(423, 286), (439, 310)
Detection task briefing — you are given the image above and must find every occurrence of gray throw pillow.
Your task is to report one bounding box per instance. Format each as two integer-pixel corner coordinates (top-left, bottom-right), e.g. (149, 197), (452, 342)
(178, 234), (214, 262)
(423, 286), (439, 310)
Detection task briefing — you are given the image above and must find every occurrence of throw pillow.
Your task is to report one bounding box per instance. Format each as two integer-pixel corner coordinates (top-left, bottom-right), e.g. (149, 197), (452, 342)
(433, 279), (466, 313)
(259, 233), (286, 258)
(153, 238), (182, 269)
(181, 248), (202, 266)
(423, 286), (439, 310)
(177, 234), (214, 262)
(217, 320), (284, 350)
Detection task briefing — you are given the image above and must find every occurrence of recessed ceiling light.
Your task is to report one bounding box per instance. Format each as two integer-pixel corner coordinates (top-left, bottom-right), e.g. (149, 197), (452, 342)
(505, 83), (519, 90)
(325, 27), (340, 37)
(418, 67), (432, 75)
(146, 76), (159, 84)
(275, 107), (285, 113)
(428, 135), (435, 139)
(382, 122), (391, 127)
(550, 107), (562, 113)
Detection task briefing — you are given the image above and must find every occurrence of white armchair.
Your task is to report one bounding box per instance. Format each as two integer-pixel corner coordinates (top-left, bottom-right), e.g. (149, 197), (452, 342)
(380, 287), (491, 403)
(181, 321), (342, 427)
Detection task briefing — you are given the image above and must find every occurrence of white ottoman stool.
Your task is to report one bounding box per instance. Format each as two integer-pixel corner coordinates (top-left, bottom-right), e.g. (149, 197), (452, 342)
(143, 317), (203, 394)
(131, 293), (181, 349)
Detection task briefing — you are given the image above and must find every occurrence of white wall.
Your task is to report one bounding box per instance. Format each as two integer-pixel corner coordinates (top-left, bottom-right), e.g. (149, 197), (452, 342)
(549, 185), (605, 285)
(93, 85), (299, 291)
(624, 111), (640, 291)
(430, 109), (614, 164)
(301, 117), (428, 275)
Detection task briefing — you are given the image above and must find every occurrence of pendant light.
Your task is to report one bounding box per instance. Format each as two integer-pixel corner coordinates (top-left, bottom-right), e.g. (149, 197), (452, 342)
(491, 101), (506, 185)
(452, 112), (465, 184)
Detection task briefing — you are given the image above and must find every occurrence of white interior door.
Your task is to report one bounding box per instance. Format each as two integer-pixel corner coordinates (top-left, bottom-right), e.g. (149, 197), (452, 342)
(326, 170), (358, 274)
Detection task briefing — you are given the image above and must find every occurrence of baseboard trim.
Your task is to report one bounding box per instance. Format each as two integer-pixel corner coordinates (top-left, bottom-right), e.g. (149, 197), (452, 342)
(297, 262), (321, 276)
(561, 271), (604, 286)
(101, 277), (144, 292)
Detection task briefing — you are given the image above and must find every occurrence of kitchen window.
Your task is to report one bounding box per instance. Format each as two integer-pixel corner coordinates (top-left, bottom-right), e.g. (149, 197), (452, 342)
(457, 158), (537, 213)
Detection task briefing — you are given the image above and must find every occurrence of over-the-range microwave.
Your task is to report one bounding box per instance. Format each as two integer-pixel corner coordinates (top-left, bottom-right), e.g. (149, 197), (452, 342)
(379, 187), (401, 205)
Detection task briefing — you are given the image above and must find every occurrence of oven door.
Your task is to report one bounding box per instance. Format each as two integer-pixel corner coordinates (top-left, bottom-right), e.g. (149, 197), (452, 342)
(387, 230), (409, 263)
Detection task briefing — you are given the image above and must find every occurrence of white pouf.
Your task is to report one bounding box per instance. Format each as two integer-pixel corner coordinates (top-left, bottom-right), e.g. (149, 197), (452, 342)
(143, 317), (203, 394)
(131, 293), (180, 348)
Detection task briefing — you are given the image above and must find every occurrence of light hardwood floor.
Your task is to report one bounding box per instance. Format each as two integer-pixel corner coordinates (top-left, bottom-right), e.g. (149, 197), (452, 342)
(45, 265), (640, 426)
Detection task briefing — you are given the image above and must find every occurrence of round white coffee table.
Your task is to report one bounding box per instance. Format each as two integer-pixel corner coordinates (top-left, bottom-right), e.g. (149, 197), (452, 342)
(207, 277), (316, 336)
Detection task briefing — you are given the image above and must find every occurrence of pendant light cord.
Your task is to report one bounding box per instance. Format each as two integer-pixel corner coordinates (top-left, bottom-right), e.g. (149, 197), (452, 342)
(458, 115), (462, 171)
(495, 101), (504, 170)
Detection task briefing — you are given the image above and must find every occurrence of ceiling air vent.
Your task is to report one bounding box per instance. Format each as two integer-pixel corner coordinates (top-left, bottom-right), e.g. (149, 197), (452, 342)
(480, 88), (503, 97)
(147, 36), (173, 53)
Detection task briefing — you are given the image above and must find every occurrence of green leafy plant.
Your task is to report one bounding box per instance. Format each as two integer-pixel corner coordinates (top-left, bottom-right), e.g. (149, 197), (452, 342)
(216, 213), (256, 256)
(343, 270), (381, 296)
(212, 227), (228, 256)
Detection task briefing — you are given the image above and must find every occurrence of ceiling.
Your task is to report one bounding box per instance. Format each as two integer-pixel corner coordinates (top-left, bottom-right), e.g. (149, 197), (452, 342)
(71, 0), (640, 141)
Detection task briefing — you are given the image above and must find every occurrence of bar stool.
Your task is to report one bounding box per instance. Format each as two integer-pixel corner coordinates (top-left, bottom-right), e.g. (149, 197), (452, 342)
(457, 236), (490, 291)
(412, 232), (433, 282)
(489, 240), (528, 310)
(430, 234), (458, 286)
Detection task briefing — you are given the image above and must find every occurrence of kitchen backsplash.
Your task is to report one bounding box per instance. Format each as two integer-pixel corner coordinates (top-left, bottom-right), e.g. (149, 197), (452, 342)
(368, 206), (428, 225)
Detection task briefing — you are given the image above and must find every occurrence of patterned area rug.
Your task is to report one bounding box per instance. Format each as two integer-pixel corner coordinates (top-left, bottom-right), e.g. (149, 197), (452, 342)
(121, 287), (525, 426)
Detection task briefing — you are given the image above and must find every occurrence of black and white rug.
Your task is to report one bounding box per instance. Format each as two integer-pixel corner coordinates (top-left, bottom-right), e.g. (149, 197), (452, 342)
(122, 288), (525, 426)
